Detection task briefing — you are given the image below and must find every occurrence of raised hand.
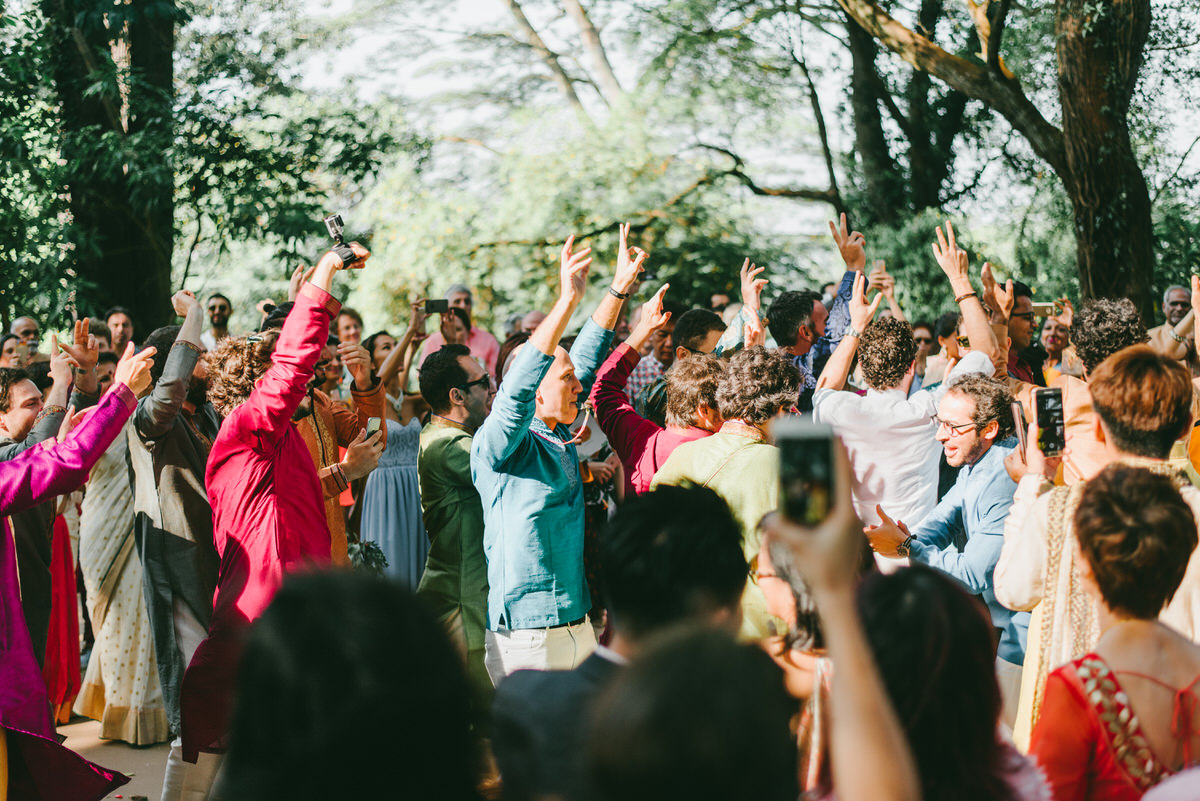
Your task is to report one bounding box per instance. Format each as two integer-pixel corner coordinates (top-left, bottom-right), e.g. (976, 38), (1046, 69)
(338, 242), (370, 270)
(761, 438), (866, 593)
(340, 342), (374, 390)
(849, 273), (884, 334)
(829, 213), (867, 272)
(1053, 297), (1074, 329)
(744, 307), (766, 348)
(56, 406), (91, 443)
(171, 290), (200, 318)
(560, 234), (593, 306)
(631, 284), (672, 338)
(739, 259), (769, 314)
(980, 262), (1014, 321)
(60, 319), (100, 373)
(48, 333), (76, 386)
(288, 264), (316, 301)
(406, 300), (429, 340)
(931, 221), (971, 286)
(613, 222), (647, 294)
(112, 341), (157, 396)
(864, 504), (911, 558)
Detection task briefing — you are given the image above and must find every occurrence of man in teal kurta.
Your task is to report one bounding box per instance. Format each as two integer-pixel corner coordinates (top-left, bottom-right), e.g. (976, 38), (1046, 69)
(417, 344), (494, 721)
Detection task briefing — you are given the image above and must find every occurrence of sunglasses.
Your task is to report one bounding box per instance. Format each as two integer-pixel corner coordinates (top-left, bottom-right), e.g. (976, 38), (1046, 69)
(914, 336), (933, 344)
(457, 374), (492, 392)
(956, 335), (970, 348)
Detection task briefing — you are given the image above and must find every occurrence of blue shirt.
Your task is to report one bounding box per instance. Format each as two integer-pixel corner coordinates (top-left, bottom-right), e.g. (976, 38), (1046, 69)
(471, 319), (613, 630)
(907, 436), (1030, 664)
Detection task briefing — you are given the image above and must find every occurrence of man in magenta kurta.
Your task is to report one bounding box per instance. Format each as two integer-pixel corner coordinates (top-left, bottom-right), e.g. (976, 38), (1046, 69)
(181, 245), (369, 761)
(2, 347), (155, 800)
(589, 290), (722, 495)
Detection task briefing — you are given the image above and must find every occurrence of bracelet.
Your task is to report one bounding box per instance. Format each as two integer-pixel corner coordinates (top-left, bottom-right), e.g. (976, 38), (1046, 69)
(175, 340), (205, 355)
(1171, 329), (1187, 344)
(608, 287), (630, 300)
(954, 291), (977, 304)
(845, 325), (863, 339)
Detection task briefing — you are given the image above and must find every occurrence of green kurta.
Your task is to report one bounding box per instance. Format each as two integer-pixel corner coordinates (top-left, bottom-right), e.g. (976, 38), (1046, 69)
(650, 429), (779, 640)
(416, 418), (491, 711)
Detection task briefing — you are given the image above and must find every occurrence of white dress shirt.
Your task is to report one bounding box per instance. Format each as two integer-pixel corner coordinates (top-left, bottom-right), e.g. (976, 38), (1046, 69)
(812, 350), (993, 529)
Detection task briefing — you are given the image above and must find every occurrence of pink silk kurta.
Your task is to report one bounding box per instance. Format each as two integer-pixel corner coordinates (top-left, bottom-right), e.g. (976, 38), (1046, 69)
(1, 385), (135, 800)
(181, 282), (340, 761)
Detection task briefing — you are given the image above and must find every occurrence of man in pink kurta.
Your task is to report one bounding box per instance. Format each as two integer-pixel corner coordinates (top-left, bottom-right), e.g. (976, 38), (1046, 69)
(2, 372), (149, 800)
(181, 251), (365, 762)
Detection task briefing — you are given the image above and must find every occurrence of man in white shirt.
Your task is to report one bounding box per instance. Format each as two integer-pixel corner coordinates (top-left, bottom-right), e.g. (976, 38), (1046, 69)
(200, 293), (232, 351)
(812, 222), (998, 531)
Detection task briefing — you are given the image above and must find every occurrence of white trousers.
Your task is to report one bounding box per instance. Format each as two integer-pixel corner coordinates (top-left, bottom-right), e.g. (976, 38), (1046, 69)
(996, 657), (1024, 731)
(161, 599), (223, 801)
(484, 620), (597, 686)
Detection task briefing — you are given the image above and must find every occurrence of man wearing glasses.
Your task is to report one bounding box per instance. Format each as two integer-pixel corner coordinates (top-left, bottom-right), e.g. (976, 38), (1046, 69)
(201, 293), (233, 350)
(866, 373), (1029, 726)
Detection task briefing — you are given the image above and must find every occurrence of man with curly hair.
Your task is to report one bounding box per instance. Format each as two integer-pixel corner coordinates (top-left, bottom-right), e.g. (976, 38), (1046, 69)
(814, 224), (998, 535)
(180, 242), (374, 762)
(651, 345), (801, 639)
(867, 372), (1028, 726)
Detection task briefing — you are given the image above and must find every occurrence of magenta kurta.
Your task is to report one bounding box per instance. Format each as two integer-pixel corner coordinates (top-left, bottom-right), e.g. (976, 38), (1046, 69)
(180, 282), (339, 760)
(1, 385), (135, 800)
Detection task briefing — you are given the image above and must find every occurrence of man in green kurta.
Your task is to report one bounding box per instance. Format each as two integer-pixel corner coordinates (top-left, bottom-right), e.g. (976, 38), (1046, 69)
(651, 346), (800, 640)
(416, 344), (494, 725)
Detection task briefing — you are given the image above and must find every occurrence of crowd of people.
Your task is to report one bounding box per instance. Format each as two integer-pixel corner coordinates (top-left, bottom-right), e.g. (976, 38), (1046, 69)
(3, 216), (1200, 801)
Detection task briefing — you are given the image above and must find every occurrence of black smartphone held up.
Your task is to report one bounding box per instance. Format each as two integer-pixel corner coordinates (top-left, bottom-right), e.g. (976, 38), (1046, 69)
(1034, 387), (1066, 457)
(1011, 400), (1027, 462)
(425, 299), (450, 314)
(773, 418), (835, 526)
(322, 213), (359, 267)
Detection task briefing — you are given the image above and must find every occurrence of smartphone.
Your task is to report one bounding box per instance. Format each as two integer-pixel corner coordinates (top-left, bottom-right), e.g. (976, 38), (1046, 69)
(1031, 301), (1062, 318)
(1033, 387), (1065, 457)
(425, 299), (450, 314)
(1011, 401), (1027, 461)
(366, 417), (382, 434)
(773, 418), (835, 526)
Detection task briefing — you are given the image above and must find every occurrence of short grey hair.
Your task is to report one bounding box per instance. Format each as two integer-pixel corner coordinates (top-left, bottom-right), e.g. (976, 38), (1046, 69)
(1163, 285), (1188, 306)
(444, 283), (472, 300)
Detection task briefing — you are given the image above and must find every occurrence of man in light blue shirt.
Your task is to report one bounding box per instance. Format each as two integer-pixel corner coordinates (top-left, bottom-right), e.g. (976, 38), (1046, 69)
(472, 229), (646, 684)
(866, 373), (1030, 726)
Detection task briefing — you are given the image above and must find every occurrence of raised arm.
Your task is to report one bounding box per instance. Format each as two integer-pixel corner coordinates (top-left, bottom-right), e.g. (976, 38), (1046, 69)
(240, 245), (366, 451)
(813, 214), (869, 368)
(868, 262), (906, 322)
(590, 222), (646, 332)
(815, 273), (881, 392)
(762, 440), (920, 801)
(377, 300), (429, 390)
(933, 222), (998, 365)
(0, 344), (154, 515)
(980, 260), (1016, 375)
(135, 290), (204, 441)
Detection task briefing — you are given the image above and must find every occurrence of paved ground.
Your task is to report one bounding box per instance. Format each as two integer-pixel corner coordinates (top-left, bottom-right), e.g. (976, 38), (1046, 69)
(58, 718), (170, 801)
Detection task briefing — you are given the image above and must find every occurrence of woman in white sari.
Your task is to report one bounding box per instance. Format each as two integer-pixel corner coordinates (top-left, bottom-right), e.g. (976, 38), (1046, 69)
(73, 422), (170, 745)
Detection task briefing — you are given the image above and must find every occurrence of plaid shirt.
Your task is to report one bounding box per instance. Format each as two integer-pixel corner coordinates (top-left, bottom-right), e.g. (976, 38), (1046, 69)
(625, 355), (664, 401)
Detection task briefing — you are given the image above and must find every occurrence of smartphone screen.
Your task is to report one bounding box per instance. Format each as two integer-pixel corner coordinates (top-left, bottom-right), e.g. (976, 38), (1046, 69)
(1034, 388), (1065, 457)
(367, 417), (382, 434)
(425, 299), (450, 314)
(774, 419), (835, 526)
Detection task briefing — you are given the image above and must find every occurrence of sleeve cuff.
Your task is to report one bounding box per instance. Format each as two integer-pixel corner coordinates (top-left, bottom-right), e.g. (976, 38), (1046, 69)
(318, 463), (349, 494)
(111, 383), (137, 411)
(300, 282), (342, 317)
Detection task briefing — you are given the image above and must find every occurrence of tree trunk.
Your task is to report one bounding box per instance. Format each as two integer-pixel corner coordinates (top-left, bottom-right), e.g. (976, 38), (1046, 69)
(1056, 0), (1154, 321)
(41, 0), (175, 334)
(845, 15), (903, 227)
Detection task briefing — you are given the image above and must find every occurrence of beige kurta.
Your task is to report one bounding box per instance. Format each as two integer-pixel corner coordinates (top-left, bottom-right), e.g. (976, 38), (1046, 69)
(995, 461), (1200, 751)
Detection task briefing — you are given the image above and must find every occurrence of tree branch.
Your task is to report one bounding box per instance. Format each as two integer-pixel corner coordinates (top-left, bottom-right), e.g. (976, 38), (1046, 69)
(560, 0), (625, 104)
(788, 41), (848, 216)
(985, 0), (1013, 76)
(500, 0), (591, 120)
(1153, 132), (1200, 206)
(836, 0), (1067, 177)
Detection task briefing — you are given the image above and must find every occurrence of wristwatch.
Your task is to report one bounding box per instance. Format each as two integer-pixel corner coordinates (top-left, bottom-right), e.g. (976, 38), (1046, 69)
(895, 535), (914, 559)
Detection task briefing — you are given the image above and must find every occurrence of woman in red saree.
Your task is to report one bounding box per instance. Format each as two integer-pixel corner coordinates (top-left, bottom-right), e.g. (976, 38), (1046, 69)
(1031, 464), (1200, 800)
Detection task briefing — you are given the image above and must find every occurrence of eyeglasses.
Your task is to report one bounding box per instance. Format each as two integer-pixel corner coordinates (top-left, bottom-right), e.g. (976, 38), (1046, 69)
(1010, 312), (1036, 322)
(934, 416), (977, 436)
(457, 374), (492, 392)
(956, 335), (970, 348)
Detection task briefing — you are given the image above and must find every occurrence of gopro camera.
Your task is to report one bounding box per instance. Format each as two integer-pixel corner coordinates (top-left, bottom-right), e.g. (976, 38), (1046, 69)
(323, 213), (359, 267)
